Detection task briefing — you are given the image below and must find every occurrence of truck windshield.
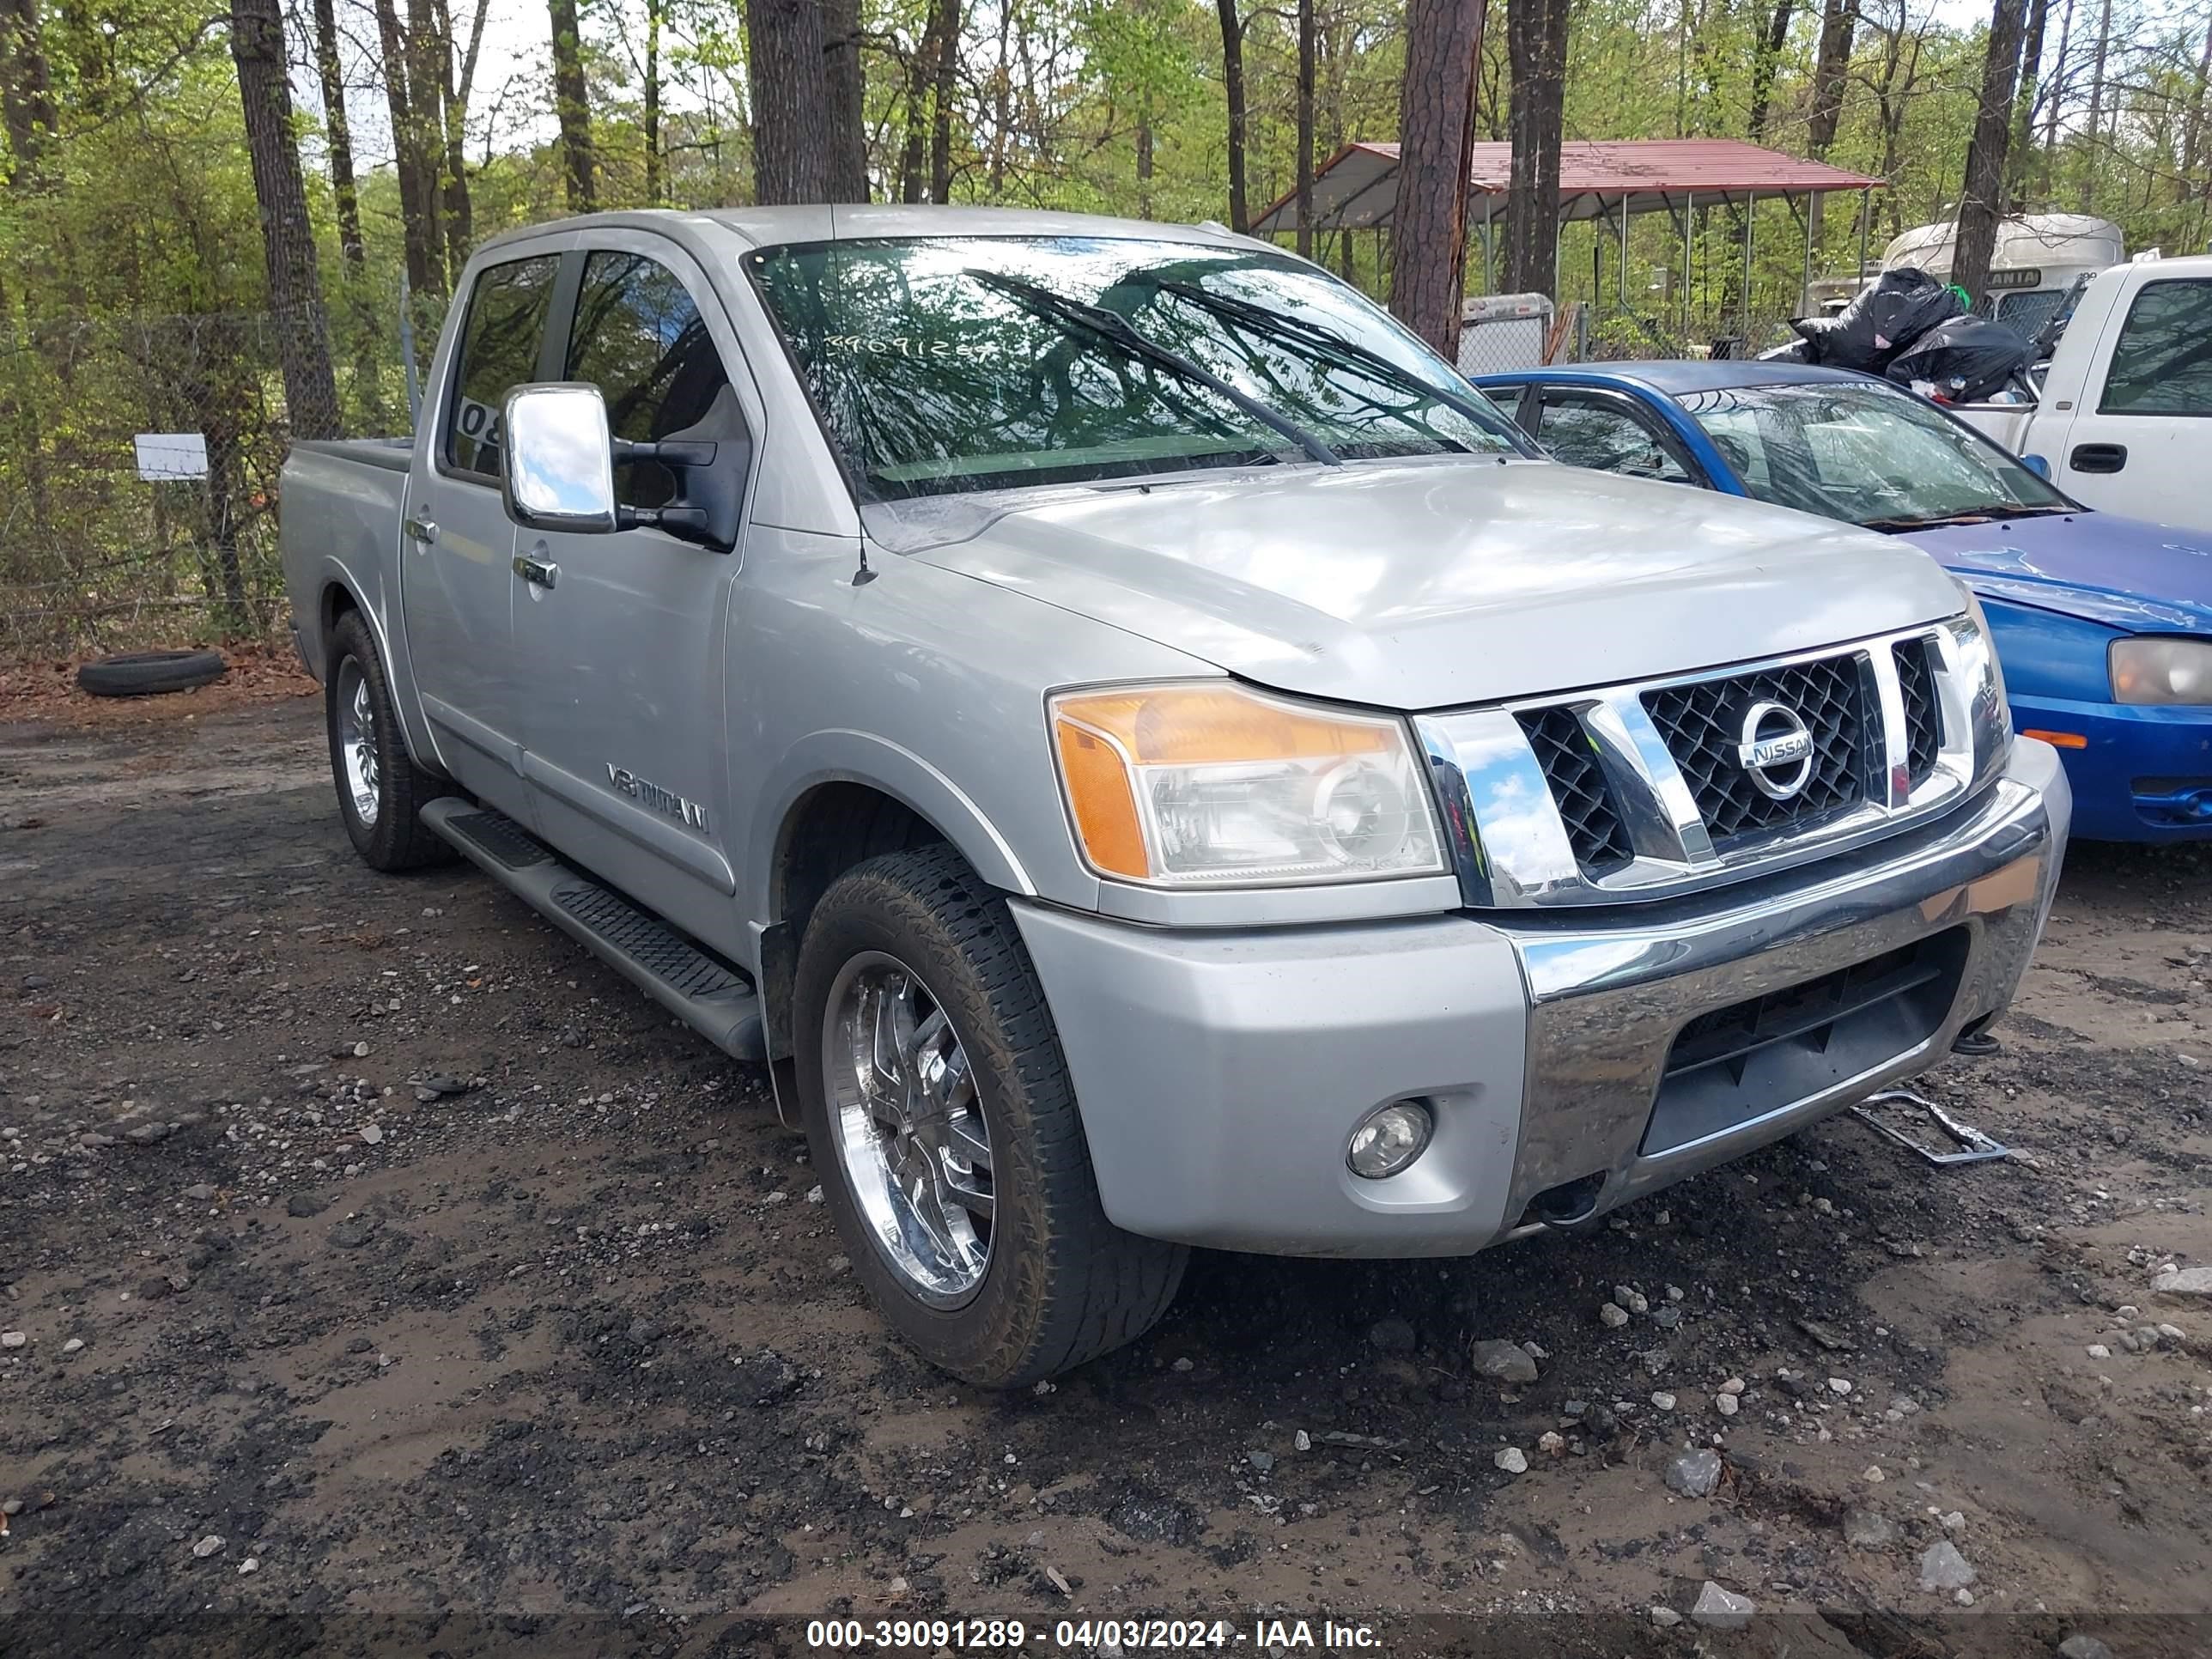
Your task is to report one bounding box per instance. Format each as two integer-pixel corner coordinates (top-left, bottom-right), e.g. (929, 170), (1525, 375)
(1674, 380), (2072, 531)
(744, 235), (1525, 501)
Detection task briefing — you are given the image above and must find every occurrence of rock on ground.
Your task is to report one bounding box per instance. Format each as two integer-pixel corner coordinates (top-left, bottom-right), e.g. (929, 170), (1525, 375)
(1690, 1582), (1755, 1630)
(1664, 1447), (1723, 1498)
(1920, 1540), (1977, 1591)
(1469, 1338), (1539, 1385)
(1843, 1509), (1897, 1549)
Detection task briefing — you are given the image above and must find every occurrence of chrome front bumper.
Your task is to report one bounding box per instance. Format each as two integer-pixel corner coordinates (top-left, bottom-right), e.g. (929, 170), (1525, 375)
(1013, 738), (2068, 1257)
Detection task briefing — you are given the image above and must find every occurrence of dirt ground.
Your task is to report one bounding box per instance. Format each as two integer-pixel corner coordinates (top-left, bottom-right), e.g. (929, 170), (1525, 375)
(3, 688), (2209, 1659)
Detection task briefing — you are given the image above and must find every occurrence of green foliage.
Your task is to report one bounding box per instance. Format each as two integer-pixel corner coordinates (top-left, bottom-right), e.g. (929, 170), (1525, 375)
(3, 0), (2206, 650)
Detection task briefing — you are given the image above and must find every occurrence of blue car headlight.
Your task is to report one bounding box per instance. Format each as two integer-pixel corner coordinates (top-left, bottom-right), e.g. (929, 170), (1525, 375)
(2110, 637), (2212, 706)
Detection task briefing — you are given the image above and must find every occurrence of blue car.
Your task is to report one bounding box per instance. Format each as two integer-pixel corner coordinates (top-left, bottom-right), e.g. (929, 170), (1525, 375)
(1470, 361), (2212, 842)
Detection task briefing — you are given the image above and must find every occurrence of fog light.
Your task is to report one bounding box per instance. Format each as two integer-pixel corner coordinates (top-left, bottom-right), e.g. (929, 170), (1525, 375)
(1346, 1099), (1433, 1179)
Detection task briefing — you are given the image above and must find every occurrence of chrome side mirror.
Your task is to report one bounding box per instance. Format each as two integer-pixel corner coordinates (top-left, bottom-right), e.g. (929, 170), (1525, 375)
(498, 383), (617, 534)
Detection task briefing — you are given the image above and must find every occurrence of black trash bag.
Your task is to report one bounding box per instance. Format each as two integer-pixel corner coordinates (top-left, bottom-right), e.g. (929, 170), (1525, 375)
(1884, 315), (2036, 404)
(1758, 337), (1813, 363)
(1790, 266), (1963, 372)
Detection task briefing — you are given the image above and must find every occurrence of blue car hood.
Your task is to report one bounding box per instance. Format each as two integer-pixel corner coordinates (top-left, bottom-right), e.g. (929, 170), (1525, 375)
(1902, 512), (2212, 635)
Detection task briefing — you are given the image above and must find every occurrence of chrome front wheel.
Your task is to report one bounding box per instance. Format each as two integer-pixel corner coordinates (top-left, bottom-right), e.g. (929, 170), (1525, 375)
(822, 951), (995, 1307)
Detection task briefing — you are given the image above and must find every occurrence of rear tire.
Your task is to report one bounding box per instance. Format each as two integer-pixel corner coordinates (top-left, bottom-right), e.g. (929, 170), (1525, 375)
(325, 611), (455, 872)
(793, 845), (1186, 1387)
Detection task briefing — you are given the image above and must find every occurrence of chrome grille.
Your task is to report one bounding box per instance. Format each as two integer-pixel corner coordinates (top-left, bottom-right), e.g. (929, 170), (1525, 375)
(1893, 636), (1941, 787)
(1516, 706), (1634, 872)
(1413, 619), (1996, 910)
(1640, 655), (1869, 848)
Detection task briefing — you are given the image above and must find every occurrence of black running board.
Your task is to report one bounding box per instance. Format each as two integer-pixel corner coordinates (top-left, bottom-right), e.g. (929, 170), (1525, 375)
(422, 799), (766, 1061)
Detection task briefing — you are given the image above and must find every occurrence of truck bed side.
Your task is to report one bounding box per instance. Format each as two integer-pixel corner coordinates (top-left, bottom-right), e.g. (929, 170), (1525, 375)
(281, 438), (410, 683)
(280, 438), (452, 770)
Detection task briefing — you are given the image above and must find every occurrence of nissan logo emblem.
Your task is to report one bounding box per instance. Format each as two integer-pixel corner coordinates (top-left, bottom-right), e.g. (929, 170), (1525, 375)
(1735, 701), (1815, 800)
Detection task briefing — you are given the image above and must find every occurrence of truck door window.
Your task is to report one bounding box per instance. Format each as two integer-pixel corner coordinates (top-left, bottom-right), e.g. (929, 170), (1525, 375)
(2099, 279), (2212, 416)
(564, 251), (738, 508)
(446, 255), (561, 477)
(1534, 392), (1690, 482)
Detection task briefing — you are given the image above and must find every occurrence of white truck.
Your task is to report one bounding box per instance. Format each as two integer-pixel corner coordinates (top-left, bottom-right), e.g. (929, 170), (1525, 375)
(1953, 254), (2212, 534)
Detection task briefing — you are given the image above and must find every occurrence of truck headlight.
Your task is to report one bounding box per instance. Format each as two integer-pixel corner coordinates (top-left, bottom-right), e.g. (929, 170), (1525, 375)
(2110, 636), (2212, 705)
(1050, 682), (1446, 886)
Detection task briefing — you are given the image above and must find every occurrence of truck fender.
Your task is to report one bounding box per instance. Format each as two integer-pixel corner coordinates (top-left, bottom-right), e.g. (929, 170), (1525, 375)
(747, 729), (1039, 924)
(314, 561), (447, 779)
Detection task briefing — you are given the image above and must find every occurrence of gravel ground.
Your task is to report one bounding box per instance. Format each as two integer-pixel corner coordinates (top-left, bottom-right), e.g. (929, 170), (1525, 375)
(2, 694), (2209, 1659)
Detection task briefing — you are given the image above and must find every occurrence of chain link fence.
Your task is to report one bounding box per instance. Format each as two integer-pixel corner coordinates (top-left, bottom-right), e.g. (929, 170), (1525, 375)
(0, 301), (426, 659)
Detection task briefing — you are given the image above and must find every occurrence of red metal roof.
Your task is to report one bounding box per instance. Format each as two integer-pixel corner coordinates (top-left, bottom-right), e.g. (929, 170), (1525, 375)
(1252, 138), (1882, 234)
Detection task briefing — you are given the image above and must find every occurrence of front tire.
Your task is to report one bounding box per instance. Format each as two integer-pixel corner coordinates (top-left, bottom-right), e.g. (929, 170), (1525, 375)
(793, 846), (1186, 1387)
(325, 611), (454, 872)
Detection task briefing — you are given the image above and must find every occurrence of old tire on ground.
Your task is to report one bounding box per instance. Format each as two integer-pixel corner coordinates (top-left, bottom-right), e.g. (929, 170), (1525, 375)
(325, 611), (456, 872)
(76, 648), (227, 698)
(793, 845), (1186, 1388)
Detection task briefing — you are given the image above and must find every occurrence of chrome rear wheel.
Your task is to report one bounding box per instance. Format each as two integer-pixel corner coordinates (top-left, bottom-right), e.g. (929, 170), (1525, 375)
(334, 658), (380, 828)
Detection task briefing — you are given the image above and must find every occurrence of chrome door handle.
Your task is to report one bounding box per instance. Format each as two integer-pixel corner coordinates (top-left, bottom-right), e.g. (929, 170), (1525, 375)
(404, 514), (439, 545)
(513, 554), (558, 590)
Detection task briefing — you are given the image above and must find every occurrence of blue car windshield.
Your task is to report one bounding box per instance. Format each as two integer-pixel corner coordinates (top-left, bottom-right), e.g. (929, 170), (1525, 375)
(1675, 380), (2070, 529)
(745, 235), (1525, 501)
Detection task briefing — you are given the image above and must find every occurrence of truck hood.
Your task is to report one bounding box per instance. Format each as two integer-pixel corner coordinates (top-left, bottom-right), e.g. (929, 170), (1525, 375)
(878, 459), (1966, 710)
(1901, 511), (2212, 636)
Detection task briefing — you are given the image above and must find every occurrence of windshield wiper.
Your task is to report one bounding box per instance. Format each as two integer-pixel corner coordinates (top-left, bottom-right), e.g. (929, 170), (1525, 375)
(1152, 278), (1513, 448)
(963, 268), (1341, 467)
(1864, 502), (2072, 532)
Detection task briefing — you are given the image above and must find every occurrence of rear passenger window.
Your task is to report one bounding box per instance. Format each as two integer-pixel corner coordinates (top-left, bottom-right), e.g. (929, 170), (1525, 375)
(2099, 279), (2212, 415)
(446, 255), (560, 477)
(564, 252), (736, 507)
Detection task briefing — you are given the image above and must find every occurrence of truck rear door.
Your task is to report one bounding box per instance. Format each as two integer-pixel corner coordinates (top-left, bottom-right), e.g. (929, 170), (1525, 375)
(403, 246), (568, 814)
(507, 234), (758, 953)
(2051, 270), (2212, 532)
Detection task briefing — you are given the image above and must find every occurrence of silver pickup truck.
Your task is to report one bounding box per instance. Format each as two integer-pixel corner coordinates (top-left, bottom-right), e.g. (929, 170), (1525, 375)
(281, 206), (2069, 1387)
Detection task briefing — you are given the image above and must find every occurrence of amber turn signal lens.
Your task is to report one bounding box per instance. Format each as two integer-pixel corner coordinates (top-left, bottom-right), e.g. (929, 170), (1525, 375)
(1052, 718), (1149, 879)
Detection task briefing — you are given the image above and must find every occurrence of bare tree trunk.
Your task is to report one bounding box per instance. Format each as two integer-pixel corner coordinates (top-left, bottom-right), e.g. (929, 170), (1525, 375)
(748, 0), (833, 204)
(372, 0), (439, 298)
(229, 0), (342, 442)
(1297, 0), (1316, 256)
(1137, 88), (1154, 216)
(307, 0), (365, 269)
(1952, 0), (2029, 306)
(1217, 0), (1249, 233)
(2081, 0), (2110, 210)
(898, 42), (928, 203)
(449, 0), (489, 257)
(0, 0), (56, 178)
(1807, 0), (1856, 155)
(1505, 0), (1570, 296)
(1747, 0), (1795, 139)
(548, 0), (596, 210)
(1389, 0), (1487, 353)
(403, 0), (449, 269)
(643, 0), (663, 204)
(431, 0), (474, 282)
(2007, 0), (2050, 207)
(823, 0), (870, 199)
(2179, 13), (2212, 206)
(2038, 0), (2074, 198)
(928, 0), (960, 201)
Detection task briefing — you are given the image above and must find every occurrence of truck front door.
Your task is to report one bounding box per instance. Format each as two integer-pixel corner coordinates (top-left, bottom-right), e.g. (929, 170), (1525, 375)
(402, 248), (567, 816)
(2057, 273), (2212, 532)
(510, 237), (757, 954)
